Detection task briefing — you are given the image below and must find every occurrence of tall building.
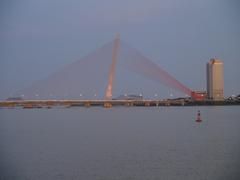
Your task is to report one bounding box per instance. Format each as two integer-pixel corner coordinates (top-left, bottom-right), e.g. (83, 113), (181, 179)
(206, 59), (224, 100)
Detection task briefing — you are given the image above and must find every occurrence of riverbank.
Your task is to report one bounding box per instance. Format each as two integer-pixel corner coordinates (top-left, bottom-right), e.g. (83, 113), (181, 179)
(0, 99), (239, 108)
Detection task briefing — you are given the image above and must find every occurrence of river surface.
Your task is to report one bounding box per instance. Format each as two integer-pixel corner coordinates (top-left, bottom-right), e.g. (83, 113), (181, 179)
(0, 106), (240, 180)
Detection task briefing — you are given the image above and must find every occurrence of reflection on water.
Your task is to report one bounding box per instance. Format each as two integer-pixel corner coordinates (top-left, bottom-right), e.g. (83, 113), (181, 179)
(0, 106), (240, 180)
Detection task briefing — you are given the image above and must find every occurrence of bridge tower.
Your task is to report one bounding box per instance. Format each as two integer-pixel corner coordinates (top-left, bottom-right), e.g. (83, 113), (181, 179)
(104, 34), (120, 100)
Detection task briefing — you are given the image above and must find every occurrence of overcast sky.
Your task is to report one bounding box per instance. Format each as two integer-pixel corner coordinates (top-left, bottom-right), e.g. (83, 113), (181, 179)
(0, 0), (239, 99)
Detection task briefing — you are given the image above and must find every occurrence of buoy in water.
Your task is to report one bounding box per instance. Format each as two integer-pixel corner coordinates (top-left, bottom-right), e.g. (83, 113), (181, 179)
(196, 110), (202, 123)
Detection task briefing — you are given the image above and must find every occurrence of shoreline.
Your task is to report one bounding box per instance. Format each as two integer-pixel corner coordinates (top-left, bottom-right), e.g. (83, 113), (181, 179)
(1, 99), (239, 108)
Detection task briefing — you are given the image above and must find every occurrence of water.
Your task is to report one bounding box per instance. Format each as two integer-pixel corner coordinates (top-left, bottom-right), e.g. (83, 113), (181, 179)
(0, 106), (240, 180)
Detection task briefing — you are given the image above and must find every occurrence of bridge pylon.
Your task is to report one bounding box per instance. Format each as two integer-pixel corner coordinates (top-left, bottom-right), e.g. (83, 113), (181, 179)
(104, 34), (120, 100)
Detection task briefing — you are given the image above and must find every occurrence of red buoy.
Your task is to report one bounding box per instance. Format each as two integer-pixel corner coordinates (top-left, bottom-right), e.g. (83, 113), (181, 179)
(196, 110), (202, 123)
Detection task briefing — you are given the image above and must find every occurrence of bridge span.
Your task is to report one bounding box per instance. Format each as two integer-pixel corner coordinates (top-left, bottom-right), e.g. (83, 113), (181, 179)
(0, 99), (186, 108)
(1, 99), (239, 108)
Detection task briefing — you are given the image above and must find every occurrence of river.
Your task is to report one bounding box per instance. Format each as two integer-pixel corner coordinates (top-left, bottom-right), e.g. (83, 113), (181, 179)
(0, 106), (240, 180)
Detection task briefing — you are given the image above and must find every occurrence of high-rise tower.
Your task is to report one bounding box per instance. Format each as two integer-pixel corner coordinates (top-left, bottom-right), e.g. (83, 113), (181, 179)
(206, 59), (224, 100)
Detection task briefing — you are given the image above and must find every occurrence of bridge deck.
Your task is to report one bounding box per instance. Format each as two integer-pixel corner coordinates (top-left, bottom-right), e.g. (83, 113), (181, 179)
(0, 99), (185, 108)
(1, 99), (238, 108)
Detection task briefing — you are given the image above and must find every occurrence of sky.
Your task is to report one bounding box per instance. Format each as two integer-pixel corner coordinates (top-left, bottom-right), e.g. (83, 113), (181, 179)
(0, 0), (240, 99)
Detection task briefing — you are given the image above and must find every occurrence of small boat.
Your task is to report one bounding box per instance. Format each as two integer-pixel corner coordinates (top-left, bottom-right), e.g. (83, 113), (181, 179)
(196, 110), (202, 123)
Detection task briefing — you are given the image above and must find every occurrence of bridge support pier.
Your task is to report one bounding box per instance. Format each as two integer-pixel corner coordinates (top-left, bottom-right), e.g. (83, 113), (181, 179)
(125, 102), (134, 106)
(104, 102), (112, 108)
(181, 100), (185, 106)
(145, 102), (150, 106)
(84, 102), (91, 107)
(165, 101), (170, 106)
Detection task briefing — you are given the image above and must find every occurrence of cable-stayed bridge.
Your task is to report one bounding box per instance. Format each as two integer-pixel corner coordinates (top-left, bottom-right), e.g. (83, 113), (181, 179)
(12, 34), (196, 102)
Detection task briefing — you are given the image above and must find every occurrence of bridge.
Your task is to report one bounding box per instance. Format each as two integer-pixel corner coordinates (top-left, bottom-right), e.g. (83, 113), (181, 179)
(1, 34), (206, 108)
(0, 99), (186, 108)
